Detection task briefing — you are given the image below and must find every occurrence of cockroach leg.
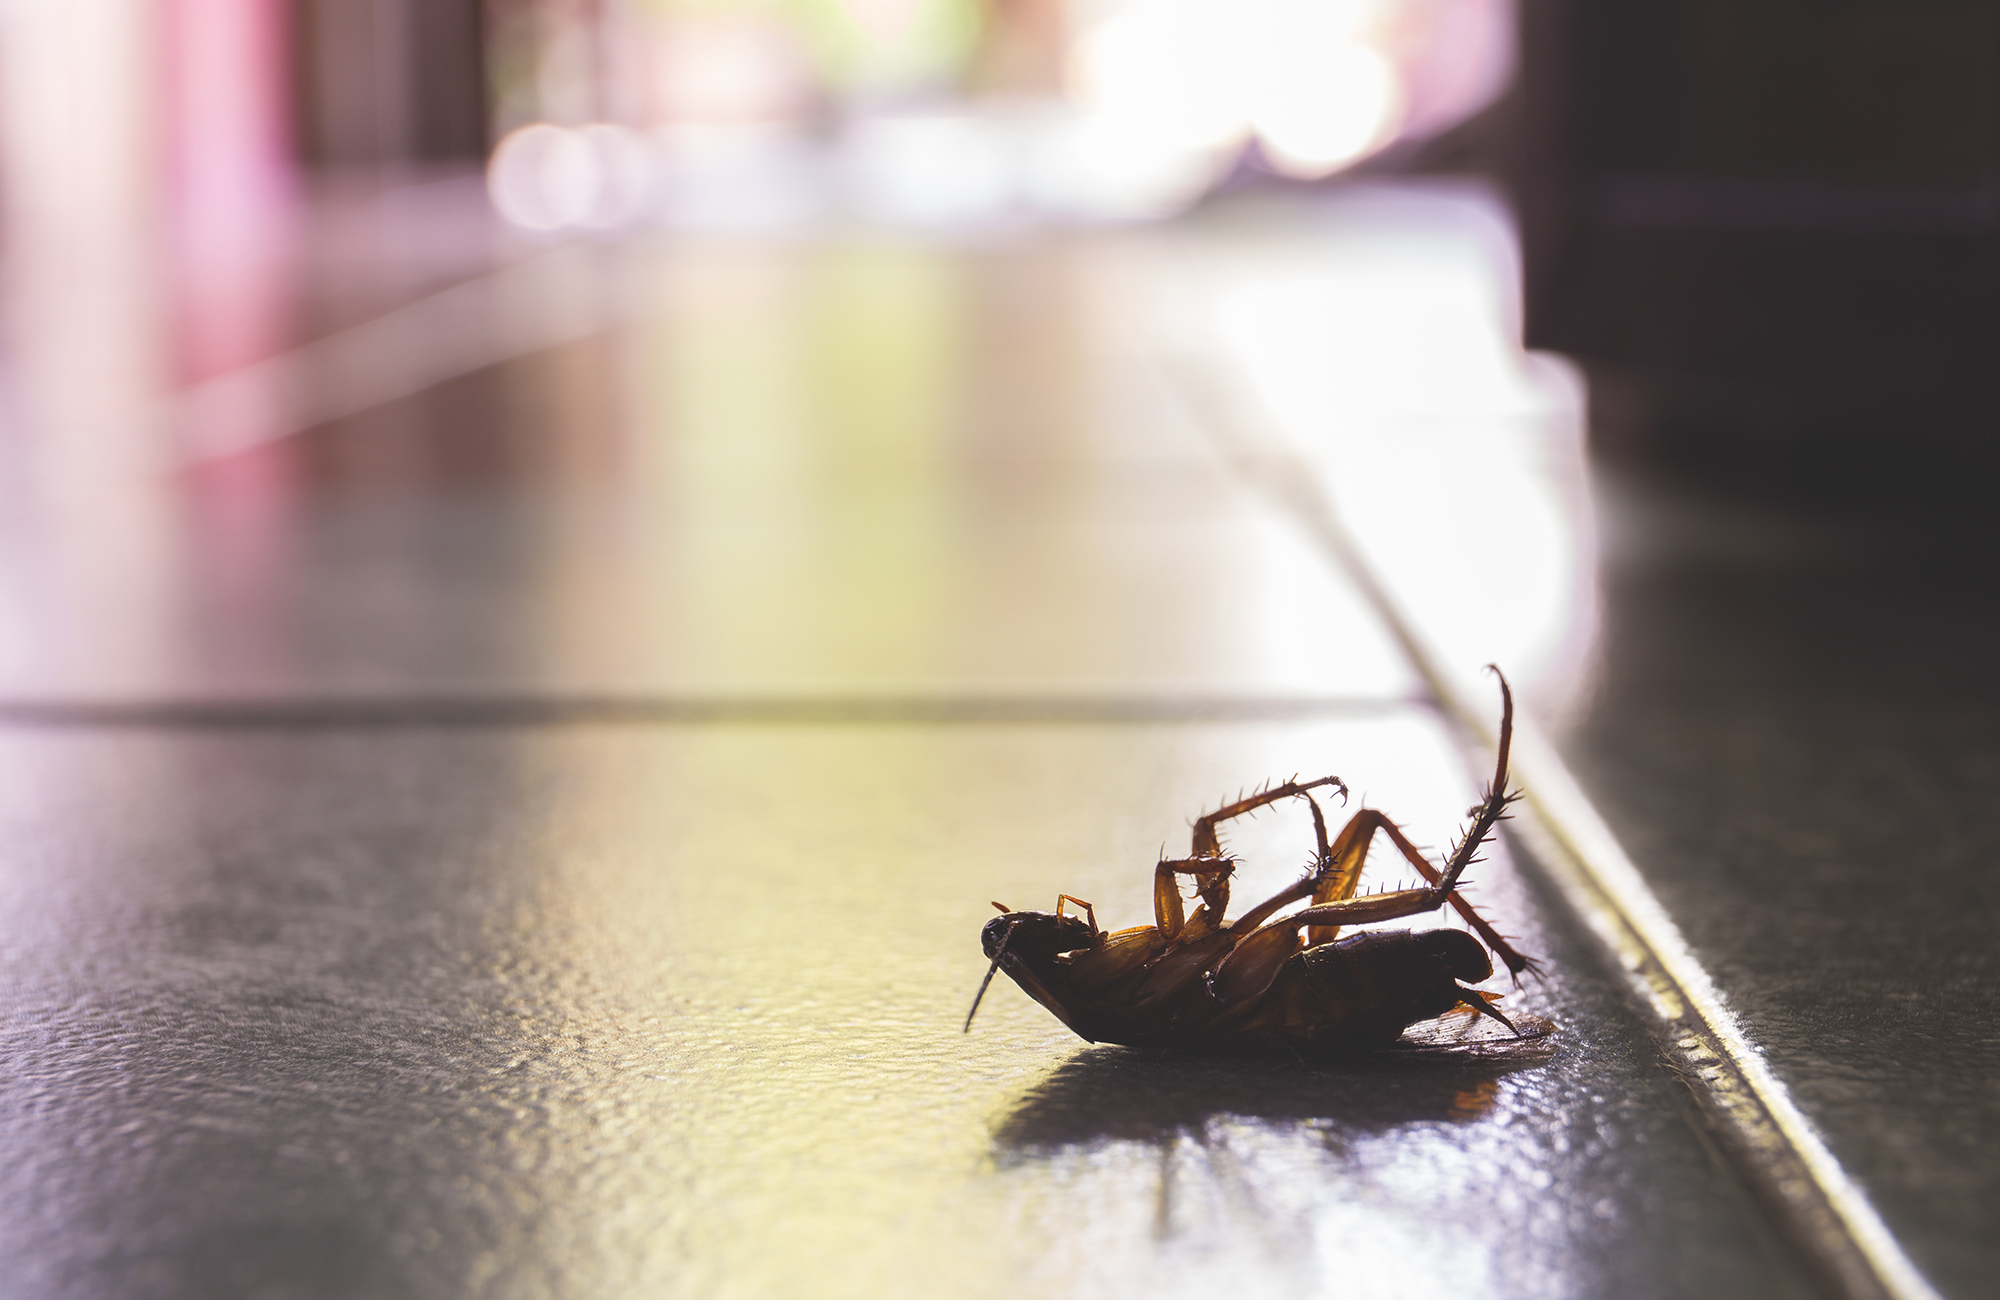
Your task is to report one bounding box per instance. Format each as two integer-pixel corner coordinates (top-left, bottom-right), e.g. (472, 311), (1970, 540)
(1301, 804), (1384, 948)
(1188, 775), (1347, 857)
(1456, 986), (1519, 1035)
(1284, 807), (1533, 977)
(969, 670), (1540, 1052)
(1298, 664), (1532, 977)
(1219, 793), (1333, 937)
(1151, 856), (1229, 938)
(1217, 881), (1441, 1010)
(1237, 780), (1499, 946)
(1303, 791), (1332, 865)
(1355, 813), (1537, 979)
(1054, 894), (1099, 940)
(1154, 775), (1346, 938)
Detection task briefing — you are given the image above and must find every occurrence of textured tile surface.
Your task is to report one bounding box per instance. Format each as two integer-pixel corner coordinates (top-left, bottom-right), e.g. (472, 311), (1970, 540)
(0, 191), (1835, 1299)
(0, 719), (1803, 1300)
(1556, 471), (2000, 1300)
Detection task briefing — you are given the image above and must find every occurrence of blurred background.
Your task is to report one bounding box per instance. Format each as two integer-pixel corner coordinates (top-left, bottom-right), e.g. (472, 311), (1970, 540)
(3, 0), (1994, 707)
(4, 2), (1994, 539)
(0, 0), (1586, 708)
(1, 4), (1996, 1299)
(0, 0), (1515, 470)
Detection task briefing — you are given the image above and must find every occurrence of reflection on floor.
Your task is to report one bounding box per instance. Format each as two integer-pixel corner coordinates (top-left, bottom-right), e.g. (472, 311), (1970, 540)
(4, 179), (1978, 1299)
(1562, 465), (2000, 1300)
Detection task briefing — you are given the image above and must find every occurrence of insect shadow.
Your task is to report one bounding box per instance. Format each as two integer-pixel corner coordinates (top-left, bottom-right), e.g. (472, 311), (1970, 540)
(991, 1028), (1555, 1161)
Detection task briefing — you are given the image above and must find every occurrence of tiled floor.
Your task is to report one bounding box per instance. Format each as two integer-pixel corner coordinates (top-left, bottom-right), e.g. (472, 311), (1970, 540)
(0, 718), (1802, 1300)
(4, 181), (1975, 1299)
(1557, 468), (2000, 1300)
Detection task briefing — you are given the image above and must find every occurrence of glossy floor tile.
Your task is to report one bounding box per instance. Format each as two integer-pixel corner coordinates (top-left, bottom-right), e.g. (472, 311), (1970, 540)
(0, 235), (1408, 704)
(1551, 469), (2000, 1300)
(0, 718), (1805, 1300)
(0, 182), (1873, 1299)
(1169, 196), (1987, 1300)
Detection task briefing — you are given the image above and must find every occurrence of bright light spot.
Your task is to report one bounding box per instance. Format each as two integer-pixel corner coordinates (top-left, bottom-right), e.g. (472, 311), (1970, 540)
(844, 114), (1012, 224)
(488, 124), (657, 232)
(1054, 0), (1256, 217)
(1249, 42), (1401, 178)
(484, 1), (1520, 231)
(1028, 112), (1227, 220)
(1068, 0), (1250, 155)
(1202, 208), (1597, 698)
(488, 125), (593, 230)
(1065, 0), (1407, 186)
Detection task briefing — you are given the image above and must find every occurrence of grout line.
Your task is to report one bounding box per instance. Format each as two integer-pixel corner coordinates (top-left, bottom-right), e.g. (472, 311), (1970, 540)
(1170, 358), (1943, 1300)
(0, 692), (1419, 731)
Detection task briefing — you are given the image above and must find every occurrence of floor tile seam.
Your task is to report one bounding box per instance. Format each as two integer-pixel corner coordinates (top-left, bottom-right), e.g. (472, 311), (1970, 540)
(0, 693), (1426, 732)
(1165, 350), (1945, 1300)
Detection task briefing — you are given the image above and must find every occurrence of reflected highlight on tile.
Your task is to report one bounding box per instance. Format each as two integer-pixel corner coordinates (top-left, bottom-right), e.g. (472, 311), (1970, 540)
(0, 176), (1826, 1300)
(5, 226), (1418, 705)
(1174, 189), (1600, 719)
(0, 715), (1802, 1299)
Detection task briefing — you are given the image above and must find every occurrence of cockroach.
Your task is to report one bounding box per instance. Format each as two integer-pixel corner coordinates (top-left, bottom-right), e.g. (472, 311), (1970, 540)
(964, 669), (1537, 1053)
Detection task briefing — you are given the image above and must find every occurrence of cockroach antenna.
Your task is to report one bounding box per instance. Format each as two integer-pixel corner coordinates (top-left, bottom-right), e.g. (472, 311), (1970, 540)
(961, 669), (1545, 1051)
(963, 919), (1018, 1033)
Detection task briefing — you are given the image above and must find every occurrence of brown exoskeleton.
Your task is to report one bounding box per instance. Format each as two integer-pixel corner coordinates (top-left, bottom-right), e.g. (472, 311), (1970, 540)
(965, 669), (1536, 1053)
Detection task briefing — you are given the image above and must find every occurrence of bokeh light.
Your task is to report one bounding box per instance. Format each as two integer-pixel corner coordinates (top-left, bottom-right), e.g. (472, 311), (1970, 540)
(1247, 37), (1401, 176)
(1068, 0), (1409, 185)
(487, 122), (655, 232)
(484, 0), (1510, 231)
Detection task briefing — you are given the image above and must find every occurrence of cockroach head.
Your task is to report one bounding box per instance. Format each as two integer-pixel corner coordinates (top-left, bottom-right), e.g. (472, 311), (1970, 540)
(981, 910), (1094, 960)
(979, 914), (1014, 958)
(967, 910), (1095, 1034)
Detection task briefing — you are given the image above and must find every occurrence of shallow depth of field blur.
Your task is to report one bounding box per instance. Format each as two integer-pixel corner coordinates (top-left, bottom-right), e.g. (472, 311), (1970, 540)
(7, 6), (1998, 1300)
(0, 5), (1615, 1298)
(0, 0), (1595, 719)
(478, 0), (1513, 229)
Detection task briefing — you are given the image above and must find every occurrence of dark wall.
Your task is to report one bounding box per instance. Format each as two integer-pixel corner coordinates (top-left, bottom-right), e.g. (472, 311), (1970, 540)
(293, 0), (489, 166)
(1510, 1), (2000, 491)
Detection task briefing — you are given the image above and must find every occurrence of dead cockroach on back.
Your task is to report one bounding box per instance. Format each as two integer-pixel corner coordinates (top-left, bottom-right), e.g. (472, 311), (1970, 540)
(965, 668), (1541, 1053)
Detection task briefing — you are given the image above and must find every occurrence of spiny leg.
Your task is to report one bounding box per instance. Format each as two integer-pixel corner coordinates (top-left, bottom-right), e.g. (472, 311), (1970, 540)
(1189, 776), (1346, 857)
(1225, 799), (1522, 968)
(1301, 806), (1384, 948)
(1411, 664), (1531, 975)
(1152, 856), (1234, 939)
(1209, 876), (1473, 1007)
(1303, 789), (1333, 863)
(1213, 676), (1528, 1011)
(1347, 812), (1536, 978)
(1307, 667), (1532, 976)
(1173, 791), (1336, 1006)
(1210, 822), (1499, 1011)
(1154, 775), (1345, 938)
(1212, 791), (1336, 937)
(1135, 784), (1335, 1000)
